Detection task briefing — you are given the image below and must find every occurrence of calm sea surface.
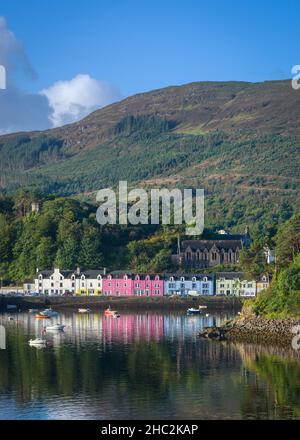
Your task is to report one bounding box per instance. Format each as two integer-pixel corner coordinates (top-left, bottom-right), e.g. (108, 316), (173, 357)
(0, 310), (299, 420)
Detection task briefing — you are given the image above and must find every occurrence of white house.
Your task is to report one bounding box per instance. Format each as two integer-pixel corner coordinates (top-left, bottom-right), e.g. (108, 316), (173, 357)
(264, 246), (276, 264)
(164, 274), (214, 296)
(35, 268), (105, 296)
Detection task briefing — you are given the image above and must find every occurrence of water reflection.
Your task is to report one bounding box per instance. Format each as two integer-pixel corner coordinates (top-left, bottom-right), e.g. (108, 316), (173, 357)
(0, 311), (299, 419)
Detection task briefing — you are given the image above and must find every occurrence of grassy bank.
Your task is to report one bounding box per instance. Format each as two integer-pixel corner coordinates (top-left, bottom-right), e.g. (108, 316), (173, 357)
(0, 295), (242, 312)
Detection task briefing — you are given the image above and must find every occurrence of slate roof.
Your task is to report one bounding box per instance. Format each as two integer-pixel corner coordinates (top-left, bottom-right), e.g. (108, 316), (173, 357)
(181, 239), (243, 252)
(163, 273), (213, 281)
(215, 272), (245, 280)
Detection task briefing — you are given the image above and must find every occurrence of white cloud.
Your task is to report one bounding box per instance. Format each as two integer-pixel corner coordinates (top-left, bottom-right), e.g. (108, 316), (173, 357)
(40, 74), (121, 127)
(0, 16), (35, 79)
(0, 16), (121, 134)
(0, 16), (50, 133)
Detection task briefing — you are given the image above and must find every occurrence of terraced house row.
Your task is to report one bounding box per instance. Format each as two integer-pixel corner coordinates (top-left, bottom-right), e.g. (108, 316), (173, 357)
(24, 268), (270, 297)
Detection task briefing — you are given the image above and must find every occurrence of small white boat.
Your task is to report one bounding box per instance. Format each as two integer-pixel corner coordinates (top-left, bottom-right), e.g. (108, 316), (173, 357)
(41, 308), (59, 317)
(28, 308), (39, 313)
(187, 307), (202, 315)
(29, 338), (47, 346)
(78, 308), (91, 313)
(45, 323), (65, 331)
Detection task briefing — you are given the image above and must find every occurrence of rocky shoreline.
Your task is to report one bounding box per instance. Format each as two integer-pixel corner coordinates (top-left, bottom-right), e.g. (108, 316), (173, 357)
(200, 314), (300, 347)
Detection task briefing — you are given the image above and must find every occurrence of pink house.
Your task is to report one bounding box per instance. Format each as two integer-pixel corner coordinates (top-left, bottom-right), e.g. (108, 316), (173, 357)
(102, 271), (164, 296)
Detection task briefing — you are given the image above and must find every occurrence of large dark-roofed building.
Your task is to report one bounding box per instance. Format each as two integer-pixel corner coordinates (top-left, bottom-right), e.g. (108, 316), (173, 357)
(171, 231), (249, 268)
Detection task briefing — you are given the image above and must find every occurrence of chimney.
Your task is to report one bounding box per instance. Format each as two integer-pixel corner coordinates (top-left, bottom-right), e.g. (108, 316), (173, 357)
(177, 235), (181, 254)
(36, 268), (39, 273)
(76, 267), (80, 275)
(103, 267), (107, 275)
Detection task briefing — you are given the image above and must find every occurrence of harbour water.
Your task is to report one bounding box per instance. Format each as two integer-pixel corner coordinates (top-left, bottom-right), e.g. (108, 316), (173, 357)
(0, 310), (299, 419)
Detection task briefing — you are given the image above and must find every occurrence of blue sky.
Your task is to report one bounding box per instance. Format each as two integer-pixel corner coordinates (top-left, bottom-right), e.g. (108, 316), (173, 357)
(0, 0), (299, 132)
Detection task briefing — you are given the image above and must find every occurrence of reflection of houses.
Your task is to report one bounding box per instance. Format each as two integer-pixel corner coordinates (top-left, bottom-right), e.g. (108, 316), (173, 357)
(164, 274), (214, 296)
(215, 272), (256, 297)
(102, 272), (164, 296)
(35, 267), (104, 296)
(172, 231), (249, 269)
(102, 314), (164, 343)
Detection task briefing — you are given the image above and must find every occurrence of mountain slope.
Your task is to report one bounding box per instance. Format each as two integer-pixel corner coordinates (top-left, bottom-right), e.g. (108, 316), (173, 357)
(0, 80), (299, 232)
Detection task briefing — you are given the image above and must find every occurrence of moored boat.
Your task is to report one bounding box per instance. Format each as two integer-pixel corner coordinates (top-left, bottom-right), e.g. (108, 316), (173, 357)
(28, 338), (47, 346)
(41, 308), (59, 317)
(35, 314), (51, 319)
(187, 307), (202, 315)
(45, 323), (65, 331)
(78, 308), (91, 313)
(104, 307), (120, 318)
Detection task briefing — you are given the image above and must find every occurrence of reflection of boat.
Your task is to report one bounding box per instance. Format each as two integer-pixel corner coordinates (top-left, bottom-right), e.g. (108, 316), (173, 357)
(78, 308), (91, 313)
(8, 316), (14, 321)
(187, 291), (201, 297)
(41, 308), (59, 317)
(29, 338), (47, 346)
(35, 314), (51, 319)
(45, 324), (65, 331)
(187, 307), (202, 315)
(104, 307), (120, 318)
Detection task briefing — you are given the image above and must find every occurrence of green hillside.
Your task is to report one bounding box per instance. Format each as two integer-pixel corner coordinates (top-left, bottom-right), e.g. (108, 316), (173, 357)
(0, 80), (300, 233)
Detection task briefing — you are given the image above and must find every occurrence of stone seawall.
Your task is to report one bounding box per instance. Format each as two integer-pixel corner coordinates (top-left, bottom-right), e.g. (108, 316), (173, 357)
(0, 295), (242, 312)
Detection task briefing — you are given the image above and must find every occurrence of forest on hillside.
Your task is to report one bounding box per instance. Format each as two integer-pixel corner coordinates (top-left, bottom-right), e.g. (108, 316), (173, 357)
(0, 190), (298, 281)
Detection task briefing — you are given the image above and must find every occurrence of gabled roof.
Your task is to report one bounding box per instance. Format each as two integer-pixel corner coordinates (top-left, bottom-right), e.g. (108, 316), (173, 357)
(181, 240), (243, 252)
(216, 272), (245, 280)
(81, 270), (105, 278)
(163, 273), (213, 281)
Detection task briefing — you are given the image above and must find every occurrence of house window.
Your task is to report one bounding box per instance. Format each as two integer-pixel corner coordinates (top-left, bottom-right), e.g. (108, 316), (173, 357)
(212, 252), (217, 261)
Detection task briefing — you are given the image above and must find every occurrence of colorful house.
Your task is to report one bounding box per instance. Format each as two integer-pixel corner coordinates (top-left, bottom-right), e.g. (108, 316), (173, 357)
(216, 272), (256, 297)
(164, 274), (214, 296)
(102, 271), (164, 296)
